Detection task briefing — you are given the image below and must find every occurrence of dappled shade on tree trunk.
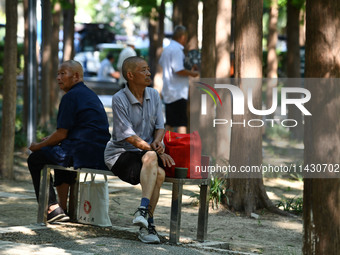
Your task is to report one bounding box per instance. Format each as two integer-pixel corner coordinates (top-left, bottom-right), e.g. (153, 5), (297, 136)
(303, 0), (340, 253)
(0, 0), (18, 179)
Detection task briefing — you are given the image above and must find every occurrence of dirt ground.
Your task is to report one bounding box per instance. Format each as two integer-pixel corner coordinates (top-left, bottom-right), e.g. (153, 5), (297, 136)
(0, 150), (303, 255)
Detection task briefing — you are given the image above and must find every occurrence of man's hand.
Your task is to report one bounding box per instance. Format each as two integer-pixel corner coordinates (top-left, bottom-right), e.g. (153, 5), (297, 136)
(28, 128), (68, 152)
(29, 142), (41, 152)
(159, 153), (175, 168)
(151, 141), (164, 154)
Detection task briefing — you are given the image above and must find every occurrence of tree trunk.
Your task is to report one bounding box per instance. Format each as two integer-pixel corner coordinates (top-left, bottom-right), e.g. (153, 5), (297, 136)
(182, 0), (199, 51)
(199, 0), (217, 157)
(287, 0), (303, 140)
(303, 0), (340, 253)
(23, 0), (29, 133)
(62, 0), (75, 61)
(287, 0), (301, 78)
(0, 0), (18, 179)
(227, 0), (288, 216)
(148, 0), (165, 93)
(172, 0), (183, 28)
(201, 0), (217, 78)
(266, 0), (278, 120)
(50, 2), (61, 118)
(215, 0), (232, 78)
(215, 0), (232, 165)
(266, 0), (278, 79)
(40, 0), (52, 127)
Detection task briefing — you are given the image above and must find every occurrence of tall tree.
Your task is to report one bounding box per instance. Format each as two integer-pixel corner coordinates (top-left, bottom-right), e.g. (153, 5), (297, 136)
(199, 0), (217, 156)
(201, 0), (217, 78)
(172, 0), (183, 28)
(226, 0), (288, 216)
(50, 2), (62, 118)
(23, 0), (29, 133)
(266, 0), (278, 79)
(0, 0), (18, 179)
(286, 0), (304, 140)
(62, 0), (75, 61)
(303, 0), (340, 253)
(266, 0), (278, 120)
(148, 0), (165, 82)
(182, 0), (199, 51)
(215, 0), (232, 164)
(40, 0), (52, 127)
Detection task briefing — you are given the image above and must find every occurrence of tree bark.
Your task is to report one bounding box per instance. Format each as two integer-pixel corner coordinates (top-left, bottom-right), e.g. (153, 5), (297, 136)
(172, 0), (183, 28)
(266, 0), (278, 120)
(215, 0), (232, 164)
(148, 0), (165, 93)
(0, 0), (18, 179)
(50, 2), (61, 118)
(40, 0), (52, 127)
(199, 0), (217, 157)
(287, 0), (301, 78)
(201, 0), (217, 78)
(303, 0), (340, 253)
(215, 0), (232, 78)
(287, 0), (303, 140)
(23, 0), (29, 133)
(227, 0), (289, 216)
(62, 0), (75, 61)
(182, 0), (199, 51)
(266, 0), (278, 79)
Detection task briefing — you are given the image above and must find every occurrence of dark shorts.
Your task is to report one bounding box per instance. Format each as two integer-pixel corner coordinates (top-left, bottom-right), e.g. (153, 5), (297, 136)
(111, 151), (165, 185)
(165, 99), (188, 127)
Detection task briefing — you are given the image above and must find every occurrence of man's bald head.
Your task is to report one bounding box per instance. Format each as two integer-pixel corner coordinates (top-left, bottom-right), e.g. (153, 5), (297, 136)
(60, 60), (84, 80)
(122, 56), (146, 81)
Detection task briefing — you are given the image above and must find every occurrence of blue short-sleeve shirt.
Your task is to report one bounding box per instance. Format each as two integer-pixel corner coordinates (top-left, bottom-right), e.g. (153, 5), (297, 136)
(41, 82), (111, 169)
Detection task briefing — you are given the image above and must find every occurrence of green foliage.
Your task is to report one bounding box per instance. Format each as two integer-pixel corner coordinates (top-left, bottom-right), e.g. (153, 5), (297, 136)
(209, 177), (227, 210)
(128, 0), (169, 18)
(0, 41), (24, 76)
(36, 127), (50, 142)
(14, 114), (27, 149)
(266, 124), (290, 140)
(276, 196), (303, 214)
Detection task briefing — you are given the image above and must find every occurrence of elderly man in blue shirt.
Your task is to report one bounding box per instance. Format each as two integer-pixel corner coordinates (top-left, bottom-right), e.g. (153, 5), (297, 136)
(28, 60), (111, 223)
(105, 56), (174, 244)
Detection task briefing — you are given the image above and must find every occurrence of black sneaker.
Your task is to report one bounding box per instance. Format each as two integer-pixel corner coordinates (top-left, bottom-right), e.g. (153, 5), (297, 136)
(47, 207), (67, 223)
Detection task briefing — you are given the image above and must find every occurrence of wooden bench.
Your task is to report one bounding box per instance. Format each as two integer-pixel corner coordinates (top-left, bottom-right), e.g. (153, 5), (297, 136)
(37, 162), (210, 244)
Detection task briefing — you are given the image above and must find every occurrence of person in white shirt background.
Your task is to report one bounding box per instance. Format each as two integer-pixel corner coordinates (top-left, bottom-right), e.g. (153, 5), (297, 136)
(159, 25), (199, 134)
(97, 53), (120, 81)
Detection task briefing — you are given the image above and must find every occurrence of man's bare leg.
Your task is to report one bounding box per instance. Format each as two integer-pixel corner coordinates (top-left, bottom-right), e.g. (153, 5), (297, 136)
(56, 183), (69, 212)
(133, 151), (159, 228)
(140, 151), (159, 199)
(177, 126), (187, 134)
(148, 167), (165, 215)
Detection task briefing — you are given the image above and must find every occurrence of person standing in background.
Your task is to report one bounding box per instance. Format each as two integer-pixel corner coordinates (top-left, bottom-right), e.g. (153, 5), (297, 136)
(159, 26), (199, 134)
(97, 53), (120, 81)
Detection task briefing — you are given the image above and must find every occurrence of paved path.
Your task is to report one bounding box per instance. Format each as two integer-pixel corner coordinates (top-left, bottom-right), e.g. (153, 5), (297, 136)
(0, 224), (254, 255)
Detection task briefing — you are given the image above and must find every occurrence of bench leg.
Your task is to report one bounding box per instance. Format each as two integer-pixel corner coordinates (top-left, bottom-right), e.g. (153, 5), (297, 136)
(68, 172), (80, 221)
(197, 183), (210, 242)
(37, 165), (51, 224)
(169, 182), (183, 244)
